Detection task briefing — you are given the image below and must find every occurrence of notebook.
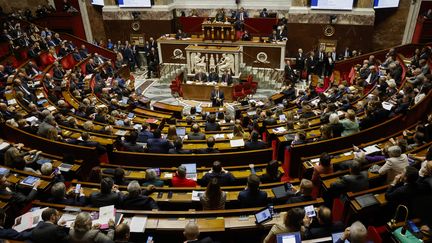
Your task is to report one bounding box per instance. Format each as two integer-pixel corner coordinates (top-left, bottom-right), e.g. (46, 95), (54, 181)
(355, 193), (379, 208)
(230, 139), (245, 148)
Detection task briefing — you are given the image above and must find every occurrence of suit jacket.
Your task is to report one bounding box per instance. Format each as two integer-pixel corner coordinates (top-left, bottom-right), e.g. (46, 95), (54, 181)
(244, 141), (267, 150)
(85, 63), (95, 74)
(208, 72), (219, 82)
(286, 193), (313, 204)
(89, 191), (122, 207)
(120, 194), (158, 210)
(205, 122), (221, 132)
(330, 171), (369, 193)
(37, 121), (55, 137)
(122, 141), (145, 152)
(259, 11), (269, 18)
(47, 196), (86, 206)
(238, 189), (268, 208)
(31, 221), (69, 243)
(201, 172), (235, 187)
(137, 130), (154, 143)
(147, 138), (172, 153)
(196, 147), (220, 154)
(186, 237), (214, 243)
(295, 53), (305, 70)
(194, 72), (207, 82)
(221, 74), (233, 85)
(268, 33), (280, 42)
(210, 89), (224, 107)
(235, 11), (248, 20)
(0, 227), (32, 241)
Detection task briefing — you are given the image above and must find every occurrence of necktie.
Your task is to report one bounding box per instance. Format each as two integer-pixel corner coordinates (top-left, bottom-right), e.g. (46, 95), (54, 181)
(240, 13), (244, 21)
(225, 75), (228, 82)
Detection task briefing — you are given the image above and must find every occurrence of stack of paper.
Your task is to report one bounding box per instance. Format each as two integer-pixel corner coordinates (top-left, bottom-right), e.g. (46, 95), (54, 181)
(93, 205), (116, 229)
(230, 139), (245, 148)
(13, 207), (48, 232)
(273, 127), (287, 134)
(362, 145), (381, 155)
(129, 216), (148, 233)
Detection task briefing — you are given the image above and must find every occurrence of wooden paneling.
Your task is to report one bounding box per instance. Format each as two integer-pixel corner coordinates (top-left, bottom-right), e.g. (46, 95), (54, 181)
(243, 45), (282, 69)
(285, 23), (373, 56)
(103, 20), (173, 43)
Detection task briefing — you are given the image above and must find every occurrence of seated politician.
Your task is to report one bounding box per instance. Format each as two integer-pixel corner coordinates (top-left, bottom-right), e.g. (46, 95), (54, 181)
(194, 69), (207, 82)
(221, 69), (233, 85)
(210, 85), (224, 107)
(208, 68), (219, 82)
(147, 129), (173, 153)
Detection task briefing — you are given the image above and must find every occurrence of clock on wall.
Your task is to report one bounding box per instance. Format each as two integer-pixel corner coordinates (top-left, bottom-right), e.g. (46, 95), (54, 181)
(323, 25), (335, 37)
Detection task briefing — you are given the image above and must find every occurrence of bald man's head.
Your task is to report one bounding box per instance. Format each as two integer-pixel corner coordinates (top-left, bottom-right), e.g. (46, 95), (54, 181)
(183, 222), (199, 240)
(317, 206), (332, 226)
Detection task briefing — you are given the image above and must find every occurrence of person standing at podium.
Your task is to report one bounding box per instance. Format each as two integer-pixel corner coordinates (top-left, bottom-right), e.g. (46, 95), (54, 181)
(211, 85), (224, 107)
(194, 69), (207, 82)
(235, 7), (248, 22)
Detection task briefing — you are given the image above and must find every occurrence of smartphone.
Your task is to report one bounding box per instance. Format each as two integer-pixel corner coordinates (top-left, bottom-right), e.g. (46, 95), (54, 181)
(304, 205), (316, 218)
(167, 191), (173, 199)
(157, 191), (163, 198)
(146, 236), (153, 243)
(75, 184), (81, 194)
(53, 168), (59, 175)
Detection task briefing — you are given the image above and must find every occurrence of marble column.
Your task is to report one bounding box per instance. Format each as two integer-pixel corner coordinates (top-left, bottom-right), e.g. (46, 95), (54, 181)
(402, 0), (422, 44)
(78, 0), (93, 42)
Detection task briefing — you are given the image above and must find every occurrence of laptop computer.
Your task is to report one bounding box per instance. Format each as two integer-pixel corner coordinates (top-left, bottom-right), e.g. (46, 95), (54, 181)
(176, 127), (186, 137)
(276, 232), (301, 243)
(355, 193), (379, 208)
(181, 163), (197, 181)
(254, 207), (272, 224)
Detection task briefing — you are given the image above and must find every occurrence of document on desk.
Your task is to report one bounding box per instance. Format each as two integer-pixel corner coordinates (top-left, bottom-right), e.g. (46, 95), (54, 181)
(230, 139), (245, 148)
(13, 207), (47, 232)
(192, 191), (204, 201)
(115, 130), (128, 136)
(362, 145), (381, 155)
(59, 213), (77, 228)
(93, 205), (115, 229)
(129, 216), (148, 233)
(273, 127), (286, 134)
(382, 102), (394, 111)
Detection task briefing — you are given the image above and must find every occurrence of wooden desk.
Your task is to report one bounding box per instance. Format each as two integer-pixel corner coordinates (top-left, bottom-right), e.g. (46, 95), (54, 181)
(202, 22), (235, 42)
(182, 83), (233, 102)
(152, 102), (183, 118)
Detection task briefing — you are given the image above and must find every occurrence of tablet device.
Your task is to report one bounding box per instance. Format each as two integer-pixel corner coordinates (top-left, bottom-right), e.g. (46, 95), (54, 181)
(128, 112), (135, 118)
(276, 232), (301, 243)
(254, 207), (272, 224)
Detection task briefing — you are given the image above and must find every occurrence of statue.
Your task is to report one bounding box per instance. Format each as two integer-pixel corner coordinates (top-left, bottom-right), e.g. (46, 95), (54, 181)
(191, 52), (206, 73)
(217, 53), (234, 75)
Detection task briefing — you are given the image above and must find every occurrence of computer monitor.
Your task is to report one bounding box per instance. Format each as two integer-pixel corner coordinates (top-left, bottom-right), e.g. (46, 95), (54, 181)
(276, 232), (301, 243)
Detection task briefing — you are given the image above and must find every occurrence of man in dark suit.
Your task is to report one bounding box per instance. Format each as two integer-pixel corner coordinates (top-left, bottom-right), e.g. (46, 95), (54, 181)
(147, 129), (172, 153)
(385, 166), (425, 206)
(306, 51), (318, 76)
(205, 114), (221, 131)
(122, 131), (145, 152)
(295, 48), (305, 71)
(31, 208), (69, 243)
(316, 47), (325, 77)
(79, 44), (89, 58)
(183, 222), (214, 243)
(187, 124), (206, 140)
(241, 30), (252, 41)
(200, 161), (236, 186)
(221, 69), (232, 85)
(330, 160), (369, 194)
(342, 47), (352, 60)
(286, 179), (314, 203)
(245, 132), (267, 150)
(85, 58), (96, 74)
(52, 62), (65, 82)
(210, 86), (224, 107)
(268, 30), (280, 42)
(194, 69), (207, 82)
(238, 174), (268, 208)
(137, 123), (154, 143)
(72, 48), (82, 62)
(235, 7), (248, 21)
(89, 177), (123, 207)
(47, 182), (86, 206)
(304, 206), (344, 239)
(259, 8), (269, 18)
(196, 137), (219, 154)
(208, 68), (219, 82)
(284, 59), (297, 83)
(120, 181), (158, 210)
(78, 132), (107, 155)
(169, 138), (192, 154)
